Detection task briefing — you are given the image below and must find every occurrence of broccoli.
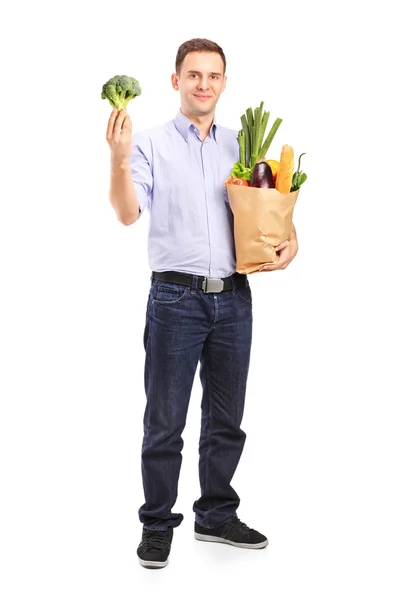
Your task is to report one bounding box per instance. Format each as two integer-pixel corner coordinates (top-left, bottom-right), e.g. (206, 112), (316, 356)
(101, 75), (141, 110)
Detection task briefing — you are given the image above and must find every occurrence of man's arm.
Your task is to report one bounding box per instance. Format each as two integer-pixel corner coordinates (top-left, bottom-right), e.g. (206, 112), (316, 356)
(109, 161), (140, 226)
(107, 108), (153, 226)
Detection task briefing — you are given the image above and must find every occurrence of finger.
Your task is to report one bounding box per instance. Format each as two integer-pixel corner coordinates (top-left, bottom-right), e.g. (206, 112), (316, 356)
(112, 108), (126, 140)
(261, 260), (281, 271)
(279, 255), (295, 269)
(122, 113), (132, 130)
(106, 109), (118, 140)
(274, 240), (289, 251)
(113, 109), (126, 136)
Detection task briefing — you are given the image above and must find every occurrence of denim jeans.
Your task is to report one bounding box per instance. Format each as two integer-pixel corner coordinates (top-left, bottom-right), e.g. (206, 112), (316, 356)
(138, 274), (253, 531)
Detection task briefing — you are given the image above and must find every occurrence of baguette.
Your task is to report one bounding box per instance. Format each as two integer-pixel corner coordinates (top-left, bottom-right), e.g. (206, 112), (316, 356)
(275, 144), (294, 193)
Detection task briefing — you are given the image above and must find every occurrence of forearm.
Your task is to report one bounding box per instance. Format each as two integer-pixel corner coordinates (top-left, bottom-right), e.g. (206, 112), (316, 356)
(109, 160), (140, 225)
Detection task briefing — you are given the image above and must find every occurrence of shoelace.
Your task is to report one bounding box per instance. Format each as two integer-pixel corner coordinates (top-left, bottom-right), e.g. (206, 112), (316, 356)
(223, 517), (255, 539)
(141, 529), (170, 551)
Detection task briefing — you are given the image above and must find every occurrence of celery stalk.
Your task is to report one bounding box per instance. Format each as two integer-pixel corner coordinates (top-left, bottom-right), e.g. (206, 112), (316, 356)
(246, 107), (254, 167)
(240, 114), (250, 168)
(258, 111), (270, 157)
(246, 107), (254, 130)
(250, 124), (255, 167)
(258, 117), (283, 160)
(238, 130), (246, 165)
(256, 102), (264, 154)
(250, 102), (264, 168)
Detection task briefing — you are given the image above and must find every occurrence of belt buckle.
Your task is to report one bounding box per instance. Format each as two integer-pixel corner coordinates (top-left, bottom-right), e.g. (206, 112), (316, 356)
(202, 277), (224, 293)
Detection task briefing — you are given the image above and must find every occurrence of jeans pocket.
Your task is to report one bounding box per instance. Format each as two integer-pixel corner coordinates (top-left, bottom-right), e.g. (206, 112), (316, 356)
(153, 283), (189, 305)
(235, 284), (252, 304)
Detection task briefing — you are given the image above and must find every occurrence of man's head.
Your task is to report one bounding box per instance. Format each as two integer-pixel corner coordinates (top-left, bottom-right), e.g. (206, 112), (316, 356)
(171, 38), (227, 118)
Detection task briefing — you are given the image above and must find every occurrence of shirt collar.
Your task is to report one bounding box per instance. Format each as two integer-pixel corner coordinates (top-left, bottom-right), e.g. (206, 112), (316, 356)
(174, 109), (218, 143)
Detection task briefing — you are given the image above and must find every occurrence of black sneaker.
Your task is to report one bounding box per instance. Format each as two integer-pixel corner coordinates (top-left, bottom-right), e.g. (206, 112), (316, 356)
(194, 516), (268, 549)
(137, 527), (173, 568)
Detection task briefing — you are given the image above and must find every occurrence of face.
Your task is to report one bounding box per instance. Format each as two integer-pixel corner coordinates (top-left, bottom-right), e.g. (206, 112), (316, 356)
(171, 51), (226, 117)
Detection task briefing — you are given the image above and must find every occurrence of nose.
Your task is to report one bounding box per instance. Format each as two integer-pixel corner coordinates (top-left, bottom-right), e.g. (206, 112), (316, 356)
(197, 76), (209, 90)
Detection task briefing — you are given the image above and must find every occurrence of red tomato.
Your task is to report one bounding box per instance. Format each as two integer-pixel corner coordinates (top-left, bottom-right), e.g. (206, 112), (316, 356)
(224, 177), (249, 187)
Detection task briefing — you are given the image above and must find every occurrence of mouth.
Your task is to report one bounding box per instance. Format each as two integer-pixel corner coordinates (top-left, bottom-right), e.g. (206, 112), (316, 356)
(194, 94), (212, 100)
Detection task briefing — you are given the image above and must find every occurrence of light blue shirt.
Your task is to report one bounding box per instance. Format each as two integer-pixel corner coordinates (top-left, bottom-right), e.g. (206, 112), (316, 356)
(130, 109), (240, 278)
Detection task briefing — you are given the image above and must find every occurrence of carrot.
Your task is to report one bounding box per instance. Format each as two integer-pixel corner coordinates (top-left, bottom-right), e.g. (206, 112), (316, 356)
(275, 145), (294, 193)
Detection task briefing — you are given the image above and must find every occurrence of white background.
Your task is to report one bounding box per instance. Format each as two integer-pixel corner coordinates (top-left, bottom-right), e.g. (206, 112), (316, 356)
(1, 0), (399, 598)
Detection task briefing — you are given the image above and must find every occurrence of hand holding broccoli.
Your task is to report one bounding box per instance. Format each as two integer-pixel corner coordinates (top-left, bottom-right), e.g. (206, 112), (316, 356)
(102, 74), (141, 167)
(106, 109), (132, 168)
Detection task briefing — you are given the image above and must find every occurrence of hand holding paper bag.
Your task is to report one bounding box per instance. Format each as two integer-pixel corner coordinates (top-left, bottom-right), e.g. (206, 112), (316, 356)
(262, 227), (298, 271)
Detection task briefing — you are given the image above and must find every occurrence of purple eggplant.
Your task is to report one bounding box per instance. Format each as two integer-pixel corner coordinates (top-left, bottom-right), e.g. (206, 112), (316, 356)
(250, 161), (275, 188)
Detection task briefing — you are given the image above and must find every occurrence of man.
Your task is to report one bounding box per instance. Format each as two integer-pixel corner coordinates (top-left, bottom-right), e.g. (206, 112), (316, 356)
(106, 38), (298, 569)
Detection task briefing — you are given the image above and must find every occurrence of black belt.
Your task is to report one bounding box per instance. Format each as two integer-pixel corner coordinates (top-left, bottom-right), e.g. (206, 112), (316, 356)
(151, 270), (248, 293)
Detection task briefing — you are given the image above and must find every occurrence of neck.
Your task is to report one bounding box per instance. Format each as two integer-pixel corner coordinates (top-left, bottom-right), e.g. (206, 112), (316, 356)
(181, 108), (215, 140)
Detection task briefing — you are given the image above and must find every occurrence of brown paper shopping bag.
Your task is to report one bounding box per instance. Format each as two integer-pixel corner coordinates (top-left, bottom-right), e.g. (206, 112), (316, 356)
(227, 184), (300, 274)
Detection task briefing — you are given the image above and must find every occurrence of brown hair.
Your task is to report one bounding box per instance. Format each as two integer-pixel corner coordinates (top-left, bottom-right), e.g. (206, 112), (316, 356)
(175, 38), (226, 75)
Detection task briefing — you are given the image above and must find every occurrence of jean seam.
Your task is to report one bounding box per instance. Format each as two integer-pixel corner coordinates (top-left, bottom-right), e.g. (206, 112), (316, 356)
(203, 340), (213, 529)
(143, 300), (154, 447)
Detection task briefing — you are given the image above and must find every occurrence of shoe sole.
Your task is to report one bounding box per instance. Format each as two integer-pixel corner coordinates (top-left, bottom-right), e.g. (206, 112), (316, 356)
(194, 532), (269, 549)
(138, 558), (169, 568)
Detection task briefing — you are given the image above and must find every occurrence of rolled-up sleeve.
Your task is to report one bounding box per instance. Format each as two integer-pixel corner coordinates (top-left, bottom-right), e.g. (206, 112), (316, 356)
(130, 131), (153, 217)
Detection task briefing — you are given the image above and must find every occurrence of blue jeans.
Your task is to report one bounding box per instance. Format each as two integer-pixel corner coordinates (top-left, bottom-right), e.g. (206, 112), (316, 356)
(139, 274), (253, 530)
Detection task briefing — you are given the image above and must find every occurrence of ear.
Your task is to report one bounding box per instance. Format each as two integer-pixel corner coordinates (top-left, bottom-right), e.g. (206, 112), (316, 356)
(171, 73), (179, 91)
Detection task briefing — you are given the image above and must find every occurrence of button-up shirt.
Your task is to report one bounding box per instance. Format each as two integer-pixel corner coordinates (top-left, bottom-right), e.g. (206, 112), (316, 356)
(130, 109), (239, 278)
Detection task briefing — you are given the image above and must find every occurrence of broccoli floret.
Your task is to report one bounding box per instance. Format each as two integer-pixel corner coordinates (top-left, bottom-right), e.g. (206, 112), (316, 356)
(101, 75), (141, 110)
